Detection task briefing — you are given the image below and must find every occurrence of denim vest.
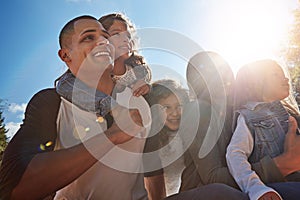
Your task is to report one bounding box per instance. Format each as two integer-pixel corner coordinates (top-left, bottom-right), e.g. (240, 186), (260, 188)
(238, 101), (289, 163)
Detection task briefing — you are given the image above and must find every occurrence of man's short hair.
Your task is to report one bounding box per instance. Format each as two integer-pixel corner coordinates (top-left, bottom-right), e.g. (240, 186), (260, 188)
(59, 15), (97, 48)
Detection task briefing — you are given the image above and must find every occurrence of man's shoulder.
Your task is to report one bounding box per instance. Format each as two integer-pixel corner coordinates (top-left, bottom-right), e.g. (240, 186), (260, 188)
(34, 88), (59, 96)
(27, 88), (61, 112)
(31, 88), (60, 101)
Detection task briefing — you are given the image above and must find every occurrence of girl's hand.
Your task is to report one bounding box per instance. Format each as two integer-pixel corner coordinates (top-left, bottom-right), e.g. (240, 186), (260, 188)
(132, 80), (151, 97)
(258, 191), (281, 200)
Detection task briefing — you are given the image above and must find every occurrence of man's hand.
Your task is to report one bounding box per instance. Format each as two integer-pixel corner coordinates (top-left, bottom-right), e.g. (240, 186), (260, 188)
(274, 116), (300, 176)
(107, 105), (144, 144)
(284, 116), (299, 154)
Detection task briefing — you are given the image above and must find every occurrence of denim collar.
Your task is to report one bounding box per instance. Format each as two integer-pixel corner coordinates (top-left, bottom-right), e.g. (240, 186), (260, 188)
(243, 101), (281, 111)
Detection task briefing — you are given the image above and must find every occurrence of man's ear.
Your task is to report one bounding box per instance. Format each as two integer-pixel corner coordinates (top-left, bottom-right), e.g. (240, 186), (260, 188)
(58, 49), (71, 62)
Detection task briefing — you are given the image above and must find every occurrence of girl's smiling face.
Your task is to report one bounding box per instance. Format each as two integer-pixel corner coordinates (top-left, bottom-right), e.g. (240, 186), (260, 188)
(159, 94), (183, 131)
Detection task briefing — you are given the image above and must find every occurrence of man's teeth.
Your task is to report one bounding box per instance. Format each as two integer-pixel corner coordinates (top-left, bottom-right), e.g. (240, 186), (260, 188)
(94, 51), (110, 57)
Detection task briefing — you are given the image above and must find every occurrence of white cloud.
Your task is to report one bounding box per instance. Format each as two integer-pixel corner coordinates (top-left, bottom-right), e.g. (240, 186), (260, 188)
(8, 103), (26, 113)
(6, 122), (21, 140)
(3, 103), (26, 139)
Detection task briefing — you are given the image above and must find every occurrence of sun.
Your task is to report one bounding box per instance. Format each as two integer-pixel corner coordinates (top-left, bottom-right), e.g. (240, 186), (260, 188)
(200, 0), (297, 74)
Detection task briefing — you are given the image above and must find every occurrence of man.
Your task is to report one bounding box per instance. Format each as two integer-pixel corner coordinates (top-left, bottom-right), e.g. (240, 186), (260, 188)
(0, 15), (164, 200)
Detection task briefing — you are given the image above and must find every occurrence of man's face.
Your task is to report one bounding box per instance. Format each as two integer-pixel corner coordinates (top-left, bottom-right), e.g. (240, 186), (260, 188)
(65, 18), (114, 84)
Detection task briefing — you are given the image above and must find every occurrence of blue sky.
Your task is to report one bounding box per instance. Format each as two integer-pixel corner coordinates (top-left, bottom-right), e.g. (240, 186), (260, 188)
(1, 0), (298, 138)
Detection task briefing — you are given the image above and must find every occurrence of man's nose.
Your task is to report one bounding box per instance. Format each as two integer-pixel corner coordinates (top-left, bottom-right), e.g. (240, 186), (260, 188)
(96, 37), (109, 46)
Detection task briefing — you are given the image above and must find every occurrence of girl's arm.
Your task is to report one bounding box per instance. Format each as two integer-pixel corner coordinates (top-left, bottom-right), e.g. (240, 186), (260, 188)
(132, 62), (152, 96)
(226, 115), (281, 200)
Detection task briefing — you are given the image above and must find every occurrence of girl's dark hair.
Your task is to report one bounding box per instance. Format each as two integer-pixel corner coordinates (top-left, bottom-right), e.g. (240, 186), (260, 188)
(99, 13), (138, 50)
(145, 79), (189, 146)
(145, 79), (189, 106)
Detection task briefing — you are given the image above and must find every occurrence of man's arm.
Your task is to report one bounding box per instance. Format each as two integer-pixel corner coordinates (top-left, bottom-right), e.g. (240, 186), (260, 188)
(11, 123), (135, 200)
(0, 89), (143, 200)
(0, 89), (62, 199)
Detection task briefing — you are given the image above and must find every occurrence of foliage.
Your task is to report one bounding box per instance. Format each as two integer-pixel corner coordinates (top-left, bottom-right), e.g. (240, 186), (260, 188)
(0, 100), (8, 164)
(283, 6), (300, 89)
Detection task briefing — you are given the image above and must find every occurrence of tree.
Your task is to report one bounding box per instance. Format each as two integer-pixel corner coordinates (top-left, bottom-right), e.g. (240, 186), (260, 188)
(0, 101), (8, 163)
(282, 4), (300, 89)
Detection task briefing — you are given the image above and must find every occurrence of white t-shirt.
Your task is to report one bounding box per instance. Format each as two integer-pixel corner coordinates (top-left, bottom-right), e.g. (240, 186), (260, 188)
(54, 87), (151, 200)
(159, 132), (185, 196)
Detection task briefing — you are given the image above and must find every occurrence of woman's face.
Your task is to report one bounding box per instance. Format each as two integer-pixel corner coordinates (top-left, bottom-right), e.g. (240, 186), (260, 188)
(107, 20), (132, 60)
(262, 64), (290, 102)
(158, 94), (183, 131)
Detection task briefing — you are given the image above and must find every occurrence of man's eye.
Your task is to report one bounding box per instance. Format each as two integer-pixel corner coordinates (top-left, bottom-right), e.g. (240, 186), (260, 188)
(82, 35), (95, 41)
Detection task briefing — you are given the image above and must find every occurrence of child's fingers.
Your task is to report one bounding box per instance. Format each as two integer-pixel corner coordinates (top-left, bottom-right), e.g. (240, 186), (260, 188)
(133, 84), (150, 97)
(133, 87), (143, 97)
(131, 80), (147, 91)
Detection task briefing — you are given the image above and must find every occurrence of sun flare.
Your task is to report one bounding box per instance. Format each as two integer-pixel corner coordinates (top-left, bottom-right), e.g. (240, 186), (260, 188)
(194, 0), (298, 73)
